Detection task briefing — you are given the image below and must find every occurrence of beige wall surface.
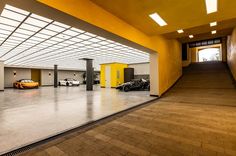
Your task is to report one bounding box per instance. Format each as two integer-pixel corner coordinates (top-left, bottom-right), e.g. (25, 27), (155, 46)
(128, 63), (150, 75)
(41, 70), (85, 86)
(41, 69), (54, 86)
(4, 67), (31, 88)
(0, 61), (4, 90)
(227, 28), (236, 80)
(4, 68), (86, 87)
(59, 71), (84, 82)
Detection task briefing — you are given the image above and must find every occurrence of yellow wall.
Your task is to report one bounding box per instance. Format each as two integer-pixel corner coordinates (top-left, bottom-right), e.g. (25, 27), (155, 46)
(38, 0), (182, 95)
(227, 27), (236, 80)
(100, 63), (127, 88)
(31, 69), (41, 85)
(151, 36), (182, 95)
(100, 65), (105, 87)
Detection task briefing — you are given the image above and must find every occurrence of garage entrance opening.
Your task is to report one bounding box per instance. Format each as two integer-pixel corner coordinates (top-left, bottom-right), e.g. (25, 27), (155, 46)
(0, 4), (154, 155)
(198, 48), (221, 62)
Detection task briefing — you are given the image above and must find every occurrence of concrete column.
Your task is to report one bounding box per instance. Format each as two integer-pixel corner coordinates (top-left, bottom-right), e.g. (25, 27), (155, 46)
(54, 64), (58, 88)
(0, 60), (4, 91)
(150, 52), (159, 96)
(86, 59), (93, 91)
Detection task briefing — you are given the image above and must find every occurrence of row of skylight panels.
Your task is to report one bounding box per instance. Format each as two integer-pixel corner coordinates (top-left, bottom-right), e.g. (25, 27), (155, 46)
(5, 43), (149, 63)
(5, 50), (149, 65)
(1, 34), (130, 57)
(4, 45), (149, 61)
(1, 4), (149, 69)
(18, 56), (149, 69)
(26, 59), (149, 70)
(15, 50), (149, 64)
(13, 53), (149, 66)
(0, 22), (88, 41)
(1, 39), (148, 59)
(17, 52), (149, 66)
(0, 35), (140, 52)
(4, 42), (149, 63)
(18, 57), (148, 68)
(13, 48), (149, 63)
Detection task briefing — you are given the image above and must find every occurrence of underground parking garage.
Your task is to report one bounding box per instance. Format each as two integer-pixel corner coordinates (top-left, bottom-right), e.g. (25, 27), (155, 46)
(1, 0), (236, 155)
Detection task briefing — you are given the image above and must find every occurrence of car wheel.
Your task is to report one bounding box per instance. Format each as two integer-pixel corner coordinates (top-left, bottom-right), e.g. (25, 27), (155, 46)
(59, 82), (61, 86)
(123, 86), (130, 92)
(66, 82), (69, 86)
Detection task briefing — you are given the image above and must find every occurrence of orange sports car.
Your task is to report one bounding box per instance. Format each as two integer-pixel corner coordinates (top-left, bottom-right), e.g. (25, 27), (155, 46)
(13, 79), (39, 89)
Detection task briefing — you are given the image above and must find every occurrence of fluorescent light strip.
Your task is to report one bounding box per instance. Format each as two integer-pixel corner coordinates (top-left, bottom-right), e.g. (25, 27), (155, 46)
(205, 0), (218, 14)
(210, 22), (217, 27)
(189, 35), (194, 38)
(149, 13), (167, 26)
(211, 30), (217, 34)
(177, 29), (184, 33)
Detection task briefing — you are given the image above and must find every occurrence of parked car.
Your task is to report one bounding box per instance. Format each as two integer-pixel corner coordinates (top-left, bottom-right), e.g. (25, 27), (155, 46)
(59, 78), (80, 86)
(116, 79), (150, 92)
(13, 79), (39, 89)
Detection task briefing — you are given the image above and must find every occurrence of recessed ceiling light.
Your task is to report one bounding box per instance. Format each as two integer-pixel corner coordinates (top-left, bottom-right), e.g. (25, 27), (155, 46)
(149, 13), (167, 26)
(211, 30), (217, 34)
(189, 35), (194, 38)
(205, 0), (218, 14)
(210, 22), (217, 27)
(177, 29), (184, 33)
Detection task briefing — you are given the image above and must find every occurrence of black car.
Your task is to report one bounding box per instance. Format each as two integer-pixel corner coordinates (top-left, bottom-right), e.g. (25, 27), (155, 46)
(116, 79), (150, 92)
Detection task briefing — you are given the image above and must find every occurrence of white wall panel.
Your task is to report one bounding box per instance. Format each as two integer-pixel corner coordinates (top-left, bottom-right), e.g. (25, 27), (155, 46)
(128, 63), (150, 75)
(0, 61), (4, 90)
(41, 69), (54, 86)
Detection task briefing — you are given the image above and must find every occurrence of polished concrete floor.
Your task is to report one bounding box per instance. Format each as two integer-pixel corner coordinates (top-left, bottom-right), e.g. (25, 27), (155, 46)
(0, 85), (155, 155)
(18, 62), (236, 156)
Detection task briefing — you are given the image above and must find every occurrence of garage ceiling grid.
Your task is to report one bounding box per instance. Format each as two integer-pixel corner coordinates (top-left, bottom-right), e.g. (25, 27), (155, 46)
(0, 5), (149, 70)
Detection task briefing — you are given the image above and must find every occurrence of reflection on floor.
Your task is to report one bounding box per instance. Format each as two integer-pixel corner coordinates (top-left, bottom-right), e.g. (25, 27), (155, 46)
(18, 62), (236, 156)
(0, 85), (154, 155)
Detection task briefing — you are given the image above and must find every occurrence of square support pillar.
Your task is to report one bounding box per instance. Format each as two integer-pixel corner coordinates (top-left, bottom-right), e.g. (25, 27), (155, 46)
(54, 64), (58, 88)
(80, 58), (94, 91)
(86, 59), (93, 91)
(0, 60), (4, 91)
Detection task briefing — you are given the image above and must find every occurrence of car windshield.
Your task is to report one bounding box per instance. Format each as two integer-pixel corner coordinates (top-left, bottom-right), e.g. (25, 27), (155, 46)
(66, 78), (75, 81)
(22, 80), (33, 83)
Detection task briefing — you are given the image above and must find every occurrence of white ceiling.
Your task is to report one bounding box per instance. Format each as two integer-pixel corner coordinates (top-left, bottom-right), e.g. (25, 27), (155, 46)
(0, 5), (149, 70)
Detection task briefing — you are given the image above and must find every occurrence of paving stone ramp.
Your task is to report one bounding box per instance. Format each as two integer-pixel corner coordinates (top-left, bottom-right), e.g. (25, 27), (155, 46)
(13, 61), (236, 156)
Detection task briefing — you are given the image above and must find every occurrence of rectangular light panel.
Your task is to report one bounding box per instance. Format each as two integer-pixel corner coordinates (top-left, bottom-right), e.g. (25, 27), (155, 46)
(211, 30), (217, 34)
(210, 22), (217, 27)
(149, 13), (167, 26)
(205, 0), (218, 14)
(177, 29), (184, 33)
